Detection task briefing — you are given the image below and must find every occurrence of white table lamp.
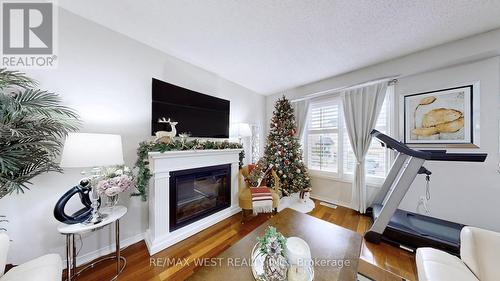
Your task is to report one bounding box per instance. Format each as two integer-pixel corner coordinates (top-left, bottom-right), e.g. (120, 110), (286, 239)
(60, 133), (124, 224)
(236, 123), (252, 137)
(61, 133), (124, 168)
(231, 123), (252, 144)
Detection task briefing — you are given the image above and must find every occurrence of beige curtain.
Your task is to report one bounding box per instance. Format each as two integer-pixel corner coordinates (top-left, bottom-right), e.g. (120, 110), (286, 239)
(292, 100), (310, 143)
(342, 82), (387, 213)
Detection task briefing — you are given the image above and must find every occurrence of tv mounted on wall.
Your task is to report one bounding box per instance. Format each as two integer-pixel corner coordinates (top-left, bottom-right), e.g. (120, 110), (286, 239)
(151, 78), (230, 138)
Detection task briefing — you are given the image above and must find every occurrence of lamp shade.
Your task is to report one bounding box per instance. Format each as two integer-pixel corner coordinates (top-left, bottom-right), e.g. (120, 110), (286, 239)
(232, 123), (252, 138)
(60, 133), (124, 168)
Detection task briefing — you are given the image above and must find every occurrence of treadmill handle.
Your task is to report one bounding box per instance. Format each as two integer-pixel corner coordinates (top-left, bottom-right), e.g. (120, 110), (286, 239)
(371, 130), (487, 162)
(371, 130), (432, 160)
(428, 152), (487, 162)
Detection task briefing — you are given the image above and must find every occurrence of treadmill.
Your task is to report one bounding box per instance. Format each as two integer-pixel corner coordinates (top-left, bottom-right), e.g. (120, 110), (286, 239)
(364, 130), (487, 255)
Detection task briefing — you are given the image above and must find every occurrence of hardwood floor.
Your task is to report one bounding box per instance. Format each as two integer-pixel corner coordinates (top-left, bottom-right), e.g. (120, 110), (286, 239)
(309, 201), (417, 281)
(71, 200), (417, 281)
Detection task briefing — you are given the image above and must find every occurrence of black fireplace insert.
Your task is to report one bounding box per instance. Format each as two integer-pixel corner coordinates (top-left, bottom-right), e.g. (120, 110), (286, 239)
(169, 164), (231, 231)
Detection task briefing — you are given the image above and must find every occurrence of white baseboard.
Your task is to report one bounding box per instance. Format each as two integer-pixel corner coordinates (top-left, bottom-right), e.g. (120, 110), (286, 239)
(310, 194), (353, 210)
(62, 232), (145, 268)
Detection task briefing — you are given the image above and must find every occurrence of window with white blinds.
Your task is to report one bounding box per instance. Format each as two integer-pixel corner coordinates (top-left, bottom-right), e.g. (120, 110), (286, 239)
(305, 87), (392, 184)
(307, 100), (340, 173)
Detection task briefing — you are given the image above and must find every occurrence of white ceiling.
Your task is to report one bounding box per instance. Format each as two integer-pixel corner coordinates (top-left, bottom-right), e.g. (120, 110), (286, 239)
(58, 1), (500, 95)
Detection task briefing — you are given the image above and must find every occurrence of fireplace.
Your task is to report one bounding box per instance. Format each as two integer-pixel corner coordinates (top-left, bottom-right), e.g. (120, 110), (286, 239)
(145, 149), (241, 255)
(169, 164), (231, 231)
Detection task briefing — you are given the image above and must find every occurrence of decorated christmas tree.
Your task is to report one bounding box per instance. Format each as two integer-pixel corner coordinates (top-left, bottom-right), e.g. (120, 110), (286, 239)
(251, 96), (311, 196)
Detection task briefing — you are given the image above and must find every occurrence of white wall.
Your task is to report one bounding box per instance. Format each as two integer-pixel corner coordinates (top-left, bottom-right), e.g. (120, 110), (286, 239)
(396, 57), (500, 231)
(267, 30), (500, 232)
(0, 8), (265, 265)
(308, 177), (380, 209)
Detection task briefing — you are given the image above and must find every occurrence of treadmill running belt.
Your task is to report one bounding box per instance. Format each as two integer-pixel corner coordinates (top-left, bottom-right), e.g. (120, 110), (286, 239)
(371, 204), (464, 255)
(406, 213), (461, 243)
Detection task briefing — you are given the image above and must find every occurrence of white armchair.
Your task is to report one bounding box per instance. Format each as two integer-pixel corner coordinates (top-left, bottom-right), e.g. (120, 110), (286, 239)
(0, 233), (62, 281)
(416, 226), (500, 281)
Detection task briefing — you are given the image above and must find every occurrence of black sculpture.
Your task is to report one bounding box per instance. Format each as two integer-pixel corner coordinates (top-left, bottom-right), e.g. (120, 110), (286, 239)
(53, 179), (95, 224)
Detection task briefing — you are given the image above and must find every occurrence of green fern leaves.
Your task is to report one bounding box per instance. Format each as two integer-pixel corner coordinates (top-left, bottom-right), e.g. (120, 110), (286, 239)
(0, 68), (80, 198)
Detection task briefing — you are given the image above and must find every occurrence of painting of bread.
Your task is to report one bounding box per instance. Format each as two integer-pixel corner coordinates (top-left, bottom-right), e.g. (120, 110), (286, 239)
(413, 108), (464, 137)
(412, 127), (438, 137)
(435, 117), (464, 133)
(421, 108), (463, 128)
(405, 85), (473, 144)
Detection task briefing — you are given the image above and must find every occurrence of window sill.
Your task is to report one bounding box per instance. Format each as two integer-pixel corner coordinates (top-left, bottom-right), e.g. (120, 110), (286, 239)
(308, 170), (384, 188)
(308, 169), (339, 180)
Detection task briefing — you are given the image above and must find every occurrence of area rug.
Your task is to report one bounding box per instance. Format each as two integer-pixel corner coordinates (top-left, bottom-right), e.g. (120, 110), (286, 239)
(277, 192), (315, 213)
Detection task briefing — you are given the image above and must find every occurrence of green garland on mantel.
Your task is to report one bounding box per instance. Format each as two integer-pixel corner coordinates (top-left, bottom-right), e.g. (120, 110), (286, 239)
(132, 138), (244, 201)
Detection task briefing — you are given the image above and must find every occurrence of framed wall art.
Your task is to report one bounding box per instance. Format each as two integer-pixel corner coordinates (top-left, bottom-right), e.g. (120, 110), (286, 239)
(403, 83), (479, 147)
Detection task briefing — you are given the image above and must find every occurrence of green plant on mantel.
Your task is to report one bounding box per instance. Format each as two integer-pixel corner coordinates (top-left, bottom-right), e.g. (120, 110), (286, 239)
(0, 69), (80, 198)
(133, 139), (244, 201)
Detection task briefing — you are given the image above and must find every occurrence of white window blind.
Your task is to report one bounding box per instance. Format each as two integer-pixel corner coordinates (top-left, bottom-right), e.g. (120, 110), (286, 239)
(305, 86), (393, 184)
(307, 101), (340, 173)
(309, 103), (339, 130)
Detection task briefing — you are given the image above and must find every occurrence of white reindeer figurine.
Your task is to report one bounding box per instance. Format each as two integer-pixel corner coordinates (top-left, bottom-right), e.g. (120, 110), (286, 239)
(155, 117), (178, 139)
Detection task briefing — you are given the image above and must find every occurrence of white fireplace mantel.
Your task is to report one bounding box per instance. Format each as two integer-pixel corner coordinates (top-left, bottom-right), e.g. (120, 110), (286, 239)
(144, 149), (242, 255)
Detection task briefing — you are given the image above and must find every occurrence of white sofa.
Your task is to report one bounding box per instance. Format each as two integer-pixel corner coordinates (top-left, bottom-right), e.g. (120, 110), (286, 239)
(0, 233), (62, 281)
(416, 226), (500, 281)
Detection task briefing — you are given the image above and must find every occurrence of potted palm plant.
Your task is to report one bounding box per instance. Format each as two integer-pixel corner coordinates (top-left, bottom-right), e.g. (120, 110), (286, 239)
(0, 68), (80, 198)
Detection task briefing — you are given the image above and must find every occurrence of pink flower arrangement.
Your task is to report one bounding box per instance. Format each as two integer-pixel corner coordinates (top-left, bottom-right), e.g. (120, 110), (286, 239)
(96, 166), (136, 197)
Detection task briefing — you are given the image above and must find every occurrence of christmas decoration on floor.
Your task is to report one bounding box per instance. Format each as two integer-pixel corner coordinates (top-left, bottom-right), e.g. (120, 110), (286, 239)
(278, 191), (315, 214)
(250, 96), (311, 196)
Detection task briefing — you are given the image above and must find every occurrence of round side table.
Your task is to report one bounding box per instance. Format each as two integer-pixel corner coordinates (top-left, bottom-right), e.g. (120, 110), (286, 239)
(57, 206), (127, 281)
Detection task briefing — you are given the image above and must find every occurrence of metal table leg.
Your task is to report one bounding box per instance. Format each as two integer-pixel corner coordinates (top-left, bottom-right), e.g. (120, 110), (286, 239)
(66, 234), (72, 281)
(64, 219), (126, 281)
(72, 234), (76, 279)
(116, 219), (120, 274)
(65, 233), (76, 281)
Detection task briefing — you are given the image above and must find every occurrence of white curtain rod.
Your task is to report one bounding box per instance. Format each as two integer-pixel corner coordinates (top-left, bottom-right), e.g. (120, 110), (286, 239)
(290, 75), (400, 103)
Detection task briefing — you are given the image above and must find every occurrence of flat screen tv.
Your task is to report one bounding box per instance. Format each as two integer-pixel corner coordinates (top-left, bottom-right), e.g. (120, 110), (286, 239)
(151, 78), (230, 138)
